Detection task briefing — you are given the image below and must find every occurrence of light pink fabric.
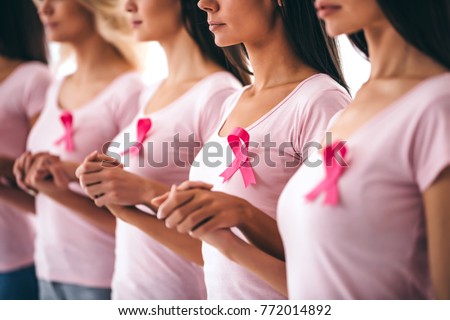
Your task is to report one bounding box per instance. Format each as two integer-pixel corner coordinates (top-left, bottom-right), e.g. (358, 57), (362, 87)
(190, 74), (351, 299)
(278, 73), (450, 300)
(0, 62), (52, 272)
(27, 72), (144, 287)
(109, 72), (242, 299)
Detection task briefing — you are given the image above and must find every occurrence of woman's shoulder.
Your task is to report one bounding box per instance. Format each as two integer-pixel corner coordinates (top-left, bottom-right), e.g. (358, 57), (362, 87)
(194, 71), (243, 94)
(12, 61), (53, 86)
(295, 73), (350, 98)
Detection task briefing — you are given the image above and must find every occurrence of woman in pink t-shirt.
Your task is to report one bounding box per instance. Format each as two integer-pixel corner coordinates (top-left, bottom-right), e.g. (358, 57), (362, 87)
(154, 0), (351, 299)
(0, 0), (51, 300)
(75, 0), (249, 300)
(276, 1), (450, 299)
(13, 0), (143, 300)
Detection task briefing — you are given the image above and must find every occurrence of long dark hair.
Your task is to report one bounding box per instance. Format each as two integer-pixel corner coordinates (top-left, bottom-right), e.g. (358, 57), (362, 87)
(0, 0), (48, 64)
(222, 0), (349, 92)
(181, 0), (251, 85)
(349, 0), (450, 69)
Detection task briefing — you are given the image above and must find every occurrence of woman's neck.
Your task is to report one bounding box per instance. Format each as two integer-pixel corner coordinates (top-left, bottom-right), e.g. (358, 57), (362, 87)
(244, 17), (317, 92)
(70, 33), (133, 84)
(365, 22), (447, 81)
(160, 27), (224, 86)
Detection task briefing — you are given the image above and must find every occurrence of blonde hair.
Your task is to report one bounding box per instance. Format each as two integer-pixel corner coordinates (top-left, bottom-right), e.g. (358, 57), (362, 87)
(76, 0), (141, 69)
(36, 0), (143, 70)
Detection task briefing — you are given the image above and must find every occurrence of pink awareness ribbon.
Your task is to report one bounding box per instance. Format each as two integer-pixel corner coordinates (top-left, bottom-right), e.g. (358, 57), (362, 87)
(121, 118), (152, 156)
(54, 111), (74, 152)
(220, 127), (256, 188)
(305, 141), (348, 206)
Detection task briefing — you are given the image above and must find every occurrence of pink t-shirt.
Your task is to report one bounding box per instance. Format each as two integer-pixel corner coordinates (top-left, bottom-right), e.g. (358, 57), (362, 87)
(189, 74), (351, 299)
(27, 72), (144, 287)
(278, 73), (450, 299)
(109, 72), (242, 299)
(0, 62), (52, 272)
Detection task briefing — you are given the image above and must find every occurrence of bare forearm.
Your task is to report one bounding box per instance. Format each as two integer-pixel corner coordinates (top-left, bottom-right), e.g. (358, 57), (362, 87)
(0, 184), (35, 213)
(240, 203), (285, 261)
(63, 161), (82, 182)
(38, 184), (116, 234)
(424, 167), (450, 299)
(108, 205), (203, 265)
(0, 156), (15, 180)
(224, 237), (288, 297)
(139, 180), (170, 212)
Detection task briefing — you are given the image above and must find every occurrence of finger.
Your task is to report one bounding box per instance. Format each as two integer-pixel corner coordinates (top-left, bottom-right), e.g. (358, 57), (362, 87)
(177, 181), (214, 191)
(13, 152), (26, 177)
(75, 162), (105, 178)
(48, 164), (70, 188)
(189, 214), (230, 239)
(79, 171), (105, 188)
(23, 153), (36, 177)
(96, 153), (121, 164)
(94, 192), (113, 207)
(35, 168), (52, 181)
(34, 155), (53, 173)
(175, 206), (217, 234)
(85, 151), (100, 162)
(18, 175), (32, 192)
(157, 186), (195, 220)
(165, 198), (209, 229)
(14, 154), (38, 193)
(85, 151), (121, 168)
(26, 188), (38, 197)
(84, 182), (108, 200)
(13, 153), (28, 190)
(23, 153), (50, 182)
(101, 161), (123, 169)
(151, 192), (170, 207)
(75, 151), (100, 178)
(25, 157), (50, 186)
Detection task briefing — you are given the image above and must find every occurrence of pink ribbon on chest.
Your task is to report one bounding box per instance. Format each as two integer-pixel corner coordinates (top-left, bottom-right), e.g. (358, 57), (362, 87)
(305, 141), (348, 206)
(54, 111), (75, 152)
(220, 127), (256, 188)
(122, 118), (152, 156)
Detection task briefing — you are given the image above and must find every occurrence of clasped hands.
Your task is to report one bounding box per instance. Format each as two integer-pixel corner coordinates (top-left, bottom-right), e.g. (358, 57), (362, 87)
(76, 152), (250, 249)
(14, 150), (250, 250)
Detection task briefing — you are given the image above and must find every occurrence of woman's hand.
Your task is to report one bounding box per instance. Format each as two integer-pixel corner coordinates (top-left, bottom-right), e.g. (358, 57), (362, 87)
(76, 151), (164, 207)
(13, 151), (44, 193)
(156, 183), (252, 239)
(151, 180), (213, 207)
(14, 152), (59, 194)
(154, 180), (285, 260)
(24, 154), (57, 187)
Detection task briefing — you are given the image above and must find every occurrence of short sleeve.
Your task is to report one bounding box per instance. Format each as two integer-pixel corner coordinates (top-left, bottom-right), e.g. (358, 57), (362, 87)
(412, 97), (450, 192)
(293, 89), (351, 154)
(325, 109), (345, 131)
(110, 76), (144, 132)
(22, 65), (52, 118)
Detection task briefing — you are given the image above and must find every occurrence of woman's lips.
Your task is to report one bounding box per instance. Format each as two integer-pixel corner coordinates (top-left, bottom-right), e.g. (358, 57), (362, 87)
(208, 22), (226, 32)
(315, 2), (342, 18)
(131, 20), (143, 28)
(44, 22), (58, 29)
